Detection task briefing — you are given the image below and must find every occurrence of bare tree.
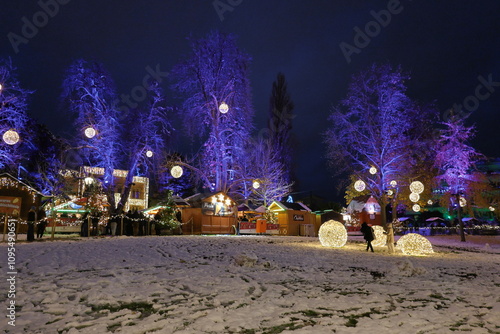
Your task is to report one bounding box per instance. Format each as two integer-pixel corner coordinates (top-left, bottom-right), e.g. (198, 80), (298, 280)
(325, 63), (431, 249)
(0, 59), (32, 171)
(434, 116), (484, 242)
(171, 31), (254, 196)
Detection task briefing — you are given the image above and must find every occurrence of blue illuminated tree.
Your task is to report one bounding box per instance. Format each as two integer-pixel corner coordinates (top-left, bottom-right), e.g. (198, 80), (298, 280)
(0, 59), (32, 172)
(325, 64), (432, 234)
(172, 31), (254, 196)
(61, 59), (170, 214)
(435, 115), (484, 242)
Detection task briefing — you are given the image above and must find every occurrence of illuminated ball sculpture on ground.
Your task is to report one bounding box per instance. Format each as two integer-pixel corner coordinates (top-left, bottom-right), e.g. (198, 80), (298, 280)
(371, 225), (387, 247)
(397, 233), (434, 256)
(319, 220), (347, 248)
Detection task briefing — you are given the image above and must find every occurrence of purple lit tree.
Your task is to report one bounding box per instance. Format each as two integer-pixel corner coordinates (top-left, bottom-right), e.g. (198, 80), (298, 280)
(325, 64), (431, 244)
(0, 59), (32, 172)
(268, 73), (295, 184)
(171, 31), (254, 196)
(434, 116), (484, 242)
(246, 138), (293, 206)
(61, 59), (170, 214)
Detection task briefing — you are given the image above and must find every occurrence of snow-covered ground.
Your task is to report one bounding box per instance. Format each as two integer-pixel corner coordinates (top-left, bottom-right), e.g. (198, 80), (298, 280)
(1, 234), (499, 334)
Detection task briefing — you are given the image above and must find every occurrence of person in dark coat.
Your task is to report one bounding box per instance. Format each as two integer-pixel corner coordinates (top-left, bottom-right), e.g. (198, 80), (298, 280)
(360, 222), (375, 252)
(36, 219), (47, 238)
(27, 206), (36, 242)
(81, 213), (89, 237)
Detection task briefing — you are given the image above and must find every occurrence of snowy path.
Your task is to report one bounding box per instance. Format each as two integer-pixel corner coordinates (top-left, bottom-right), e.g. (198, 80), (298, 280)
(1, 235), (499, 333)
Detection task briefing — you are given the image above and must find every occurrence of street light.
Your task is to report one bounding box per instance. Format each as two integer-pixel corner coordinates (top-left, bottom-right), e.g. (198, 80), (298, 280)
(2, 129), (19, 145)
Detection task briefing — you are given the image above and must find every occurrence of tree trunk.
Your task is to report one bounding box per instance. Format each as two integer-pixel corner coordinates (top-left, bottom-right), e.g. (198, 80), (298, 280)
(456, 194), (466, 242)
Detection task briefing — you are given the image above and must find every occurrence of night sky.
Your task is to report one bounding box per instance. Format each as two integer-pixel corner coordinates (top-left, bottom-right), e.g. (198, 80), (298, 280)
(2, 1), (500, 203)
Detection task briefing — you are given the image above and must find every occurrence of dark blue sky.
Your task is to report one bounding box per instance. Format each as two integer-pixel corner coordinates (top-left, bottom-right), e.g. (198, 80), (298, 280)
(1, 1), (500, 202)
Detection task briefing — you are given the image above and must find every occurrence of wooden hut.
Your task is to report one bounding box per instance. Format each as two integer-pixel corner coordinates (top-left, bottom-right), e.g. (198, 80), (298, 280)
(268, 201), (315, 236)
(182, 192), (237, 234)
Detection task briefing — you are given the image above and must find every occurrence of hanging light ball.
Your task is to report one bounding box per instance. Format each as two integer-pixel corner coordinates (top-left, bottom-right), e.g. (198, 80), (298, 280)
(319, 220), (347, 248)
(390, 180), (397, 187)
(2, 129), (20, 145)
(412, 204), (421, 212)
(252, 181), (260, 189)
(397, 233), (434, 256)
(459, 197), (467, 207)
(371, 225), (387, 247)
(489, 206), (495, 212)
(427, 200), (433, 205)
(409, 192), (420, 203)
(369, 166), (377, 175)
(0, 83), (3, 91)
(84, 126), (97, 139)
(387, 189), (394, 196)
(170, 165), (183, 178)
(354, 180), (366, 192)
(409, 181), (424, 194)
(146, 150), (154, 158)
(219, 102), (229, 114)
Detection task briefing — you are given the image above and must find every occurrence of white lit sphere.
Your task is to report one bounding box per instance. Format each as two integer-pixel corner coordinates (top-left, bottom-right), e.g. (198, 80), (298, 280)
(252, 181), (260, 189)
(219, 102), (229, 114)
(372, 225), (387, 247)
(354, 180), (366, 192)
(84, 126), (97, 139)
(459, 197), (467, 207)
(412, 204), (421, 212)
(170, 165), (183, 178)
(409, 181), (424, 194)
(0, 83), (3, 91)
(2, 129), (19, 145)
(369, 167), (377, 175)
(146, 150), (154, 158)
(390, 180), (397, 187)
(319, 220), (347, 248)
(427, 200), (433, 205)
(397, 233), (434, 256)
(387, 190), (393, 196)
(409, 192), (420, 203)
(489, 206), (495, 212)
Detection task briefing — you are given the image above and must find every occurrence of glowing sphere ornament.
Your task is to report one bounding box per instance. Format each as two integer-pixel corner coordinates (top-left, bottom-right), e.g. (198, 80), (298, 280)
(0, 83), (3, 91)
(2, 129), (19, 145)
(354, 180), (366, 192)
(84, 126), (97, 139)
(459, 197), (467, 207)
(412, 204), (421, 212)
(387, 190), (394, 196)
(369, 166), (377, 175)
(390, 180), (397, 187)
(409, 192), (420, 203)
(397, 233), (434, 256)
(170, 165), (183, 178)
(427, 200), (433, 205)
(146, 150), (153, 158)
(371, 225), (387, 247)
(252, 181), (260, 189)
(409, 181), (424, 194)
(319, 220), (347, 248)
(489, 206), (496, 212)
(219, 102), (229, 114)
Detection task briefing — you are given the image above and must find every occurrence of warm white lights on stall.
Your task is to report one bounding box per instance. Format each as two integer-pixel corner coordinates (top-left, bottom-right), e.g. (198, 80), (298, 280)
(318, 220), (347, 248)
